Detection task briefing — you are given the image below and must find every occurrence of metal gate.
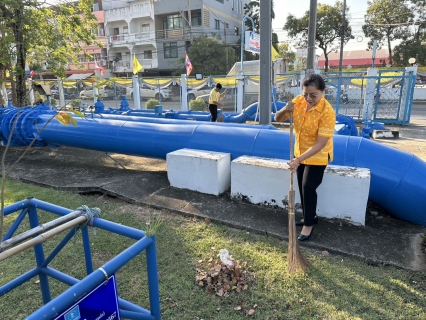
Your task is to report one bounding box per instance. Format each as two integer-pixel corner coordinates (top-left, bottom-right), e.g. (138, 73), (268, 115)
(324, 69), (416, 125)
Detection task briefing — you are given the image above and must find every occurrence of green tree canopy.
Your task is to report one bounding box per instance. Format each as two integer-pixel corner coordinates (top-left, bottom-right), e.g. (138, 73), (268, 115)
(392, 0), (426, 66)
(243, 0), (275, 33)
(283, 1), (352, 71)
(0, 0), (100, 107)
(283, 1), (353, 71)
(177, 34), (236, 76)
(278, 43), (296, 68)
(362, 0), (413, 66)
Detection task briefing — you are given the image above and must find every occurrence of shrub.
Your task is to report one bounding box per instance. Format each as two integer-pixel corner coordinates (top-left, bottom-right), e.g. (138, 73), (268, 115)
(146, 99), (160, 110)
(70, 99), (82, 110)
(189, 98), (206, 111)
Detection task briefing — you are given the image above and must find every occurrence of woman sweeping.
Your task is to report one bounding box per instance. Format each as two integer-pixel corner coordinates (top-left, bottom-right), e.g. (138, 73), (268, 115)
(274, 74), (336, 241)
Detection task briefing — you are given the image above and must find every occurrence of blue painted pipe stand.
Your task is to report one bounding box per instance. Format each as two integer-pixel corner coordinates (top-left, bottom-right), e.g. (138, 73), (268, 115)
(1, 198), (161, 320)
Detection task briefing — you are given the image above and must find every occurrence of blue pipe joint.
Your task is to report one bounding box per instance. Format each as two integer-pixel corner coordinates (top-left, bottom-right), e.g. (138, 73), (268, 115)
(0, 104), (50, 146)
(335, 114), (358, 136)
(119, 95), (130, 112)
(94, 98), (105, 113)
(164, 110), (176, 119)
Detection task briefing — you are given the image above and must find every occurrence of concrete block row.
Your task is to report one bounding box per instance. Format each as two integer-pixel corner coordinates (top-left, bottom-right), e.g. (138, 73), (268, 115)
(166, 149), (370, 225)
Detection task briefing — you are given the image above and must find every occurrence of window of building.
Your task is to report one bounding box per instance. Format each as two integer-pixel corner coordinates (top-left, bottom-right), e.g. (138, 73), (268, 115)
(141, 23), (150, 33)
(215, 19), (220, 30)
(234, 26), (239, 36)
(239, 1), (242, 14)
(113, 28), (119, 35)
(144, 50), (152, 59)
(101, 48), (107, 60)
(232, 0), (235, 10)
(163, 14), (182, 30)
(115, 53), (122, 61)
(98, 23), (105, 36)
(92, 3), (99, 12)
(225, 23), (229, 29)
(191, 12), (202, 27)
(216, 0), (224, 3)
(123, 26), (129, 34)
(78, 55), (85, 63)
(163, 42), (178, 58)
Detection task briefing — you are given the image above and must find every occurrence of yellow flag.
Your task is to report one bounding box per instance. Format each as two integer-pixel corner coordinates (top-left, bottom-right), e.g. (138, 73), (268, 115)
(272, 46), (280, 61)
(133, 54), (143, 75)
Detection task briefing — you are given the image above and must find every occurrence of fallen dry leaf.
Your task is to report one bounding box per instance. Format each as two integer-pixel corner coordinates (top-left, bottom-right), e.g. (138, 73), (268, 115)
(247, 309), (255, 316)
(322, 250), (330, 256)
(234, 306), (242, 311)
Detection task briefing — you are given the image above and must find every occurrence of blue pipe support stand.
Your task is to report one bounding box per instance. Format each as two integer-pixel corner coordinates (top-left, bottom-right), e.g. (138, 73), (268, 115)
(361, 120), (387, 139)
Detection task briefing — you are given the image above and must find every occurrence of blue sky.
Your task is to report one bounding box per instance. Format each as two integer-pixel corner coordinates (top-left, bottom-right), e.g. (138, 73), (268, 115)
(273, 0), (370, 51)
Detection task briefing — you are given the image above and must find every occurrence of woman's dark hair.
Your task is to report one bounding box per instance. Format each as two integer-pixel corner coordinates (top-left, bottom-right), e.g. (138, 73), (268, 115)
(302, 74), (326, 91)
(216, 83), (223, 90)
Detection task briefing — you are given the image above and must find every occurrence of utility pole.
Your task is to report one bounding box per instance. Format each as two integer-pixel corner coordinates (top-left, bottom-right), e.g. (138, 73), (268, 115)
(188, 0), (192, 41)
(338, 0), (346, 74)
(306, 0), (317, 74)
(224, 21), (228, 71)
(258, 0), (272, 125)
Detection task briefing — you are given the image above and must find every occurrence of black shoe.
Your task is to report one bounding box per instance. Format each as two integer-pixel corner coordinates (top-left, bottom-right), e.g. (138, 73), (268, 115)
(298, 227), (314, 241)
(295, 216), (318, 226)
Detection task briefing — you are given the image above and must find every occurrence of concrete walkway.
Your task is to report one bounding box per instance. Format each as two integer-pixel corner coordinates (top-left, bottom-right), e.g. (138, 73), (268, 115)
(3, 113), (426, 271)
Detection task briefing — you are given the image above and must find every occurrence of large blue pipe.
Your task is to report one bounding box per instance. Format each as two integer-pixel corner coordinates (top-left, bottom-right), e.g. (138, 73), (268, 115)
(85, 113), (278, 130)
(1, 105), (425, 226)
(94, 99), (286, 123)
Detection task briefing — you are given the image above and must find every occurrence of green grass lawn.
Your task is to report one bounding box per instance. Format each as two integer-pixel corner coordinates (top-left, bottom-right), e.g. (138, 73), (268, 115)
(1, 179), (425, 320)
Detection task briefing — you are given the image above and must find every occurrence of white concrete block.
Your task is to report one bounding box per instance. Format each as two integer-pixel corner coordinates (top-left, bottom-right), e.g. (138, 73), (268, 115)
(167, 149), (231, 196)
(231, 156), (370, 225)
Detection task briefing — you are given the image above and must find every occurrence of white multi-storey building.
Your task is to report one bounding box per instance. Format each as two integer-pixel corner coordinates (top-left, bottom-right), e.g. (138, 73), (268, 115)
(102, 0), (249, 76)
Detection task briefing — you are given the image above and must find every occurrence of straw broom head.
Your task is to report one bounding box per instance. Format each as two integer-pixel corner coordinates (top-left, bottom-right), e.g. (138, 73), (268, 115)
(287, 104), (308, 274)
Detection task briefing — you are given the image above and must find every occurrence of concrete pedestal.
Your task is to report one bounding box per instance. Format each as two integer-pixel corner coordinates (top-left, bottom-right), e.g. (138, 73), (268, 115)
(231, 156), (370, 225)
(167, 149), (231, 196)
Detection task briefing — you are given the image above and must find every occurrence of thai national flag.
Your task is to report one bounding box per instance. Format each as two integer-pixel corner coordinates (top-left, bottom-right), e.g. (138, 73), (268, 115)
(94, 60), (105, 76)
(185, 52), (193, 76)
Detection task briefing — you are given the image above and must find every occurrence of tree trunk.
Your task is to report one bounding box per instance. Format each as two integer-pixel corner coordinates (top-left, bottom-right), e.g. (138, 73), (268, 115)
(325, 54), (329, 72)
(14, 19), (27, 107)
(387, 31), (392, 67)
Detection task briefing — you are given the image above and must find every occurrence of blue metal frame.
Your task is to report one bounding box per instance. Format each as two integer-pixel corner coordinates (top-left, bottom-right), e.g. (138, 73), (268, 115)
(0, 198), (161, 320)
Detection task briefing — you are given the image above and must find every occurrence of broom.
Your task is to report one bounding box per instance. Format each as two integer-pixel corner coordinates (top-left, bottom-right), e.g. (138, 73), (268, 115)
(287, 102), (308, 274)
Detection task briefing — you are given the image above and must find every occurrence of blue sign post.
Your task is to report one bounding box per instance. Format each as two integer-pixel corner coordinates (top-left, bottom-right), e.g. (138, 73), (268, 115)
(53, 275), (120, 320)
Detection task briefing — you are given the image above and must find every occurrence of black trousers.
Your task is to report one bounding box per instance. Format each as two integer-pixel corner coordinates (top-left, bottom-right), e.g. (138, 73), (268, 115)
(296, 163), (326, 226)
(209, 104), (218, 122)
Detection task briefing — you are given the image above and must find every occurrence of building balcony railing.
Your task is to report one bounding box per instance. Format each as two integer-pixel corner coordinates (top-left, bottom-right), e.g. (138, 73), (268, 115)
(104, 3), (154, 22)
(108, 32), (156, 46)
(156, 28), (187, 40)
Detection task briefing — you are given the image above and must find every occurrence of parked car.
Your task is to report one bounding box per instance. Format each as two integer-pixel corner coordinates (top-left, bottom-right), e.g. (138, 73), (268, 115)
(50, 86), (79, 100)
(187, 86), (212, 100)
(126, 85), (174, 101)
(80, 86), (117, 100)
